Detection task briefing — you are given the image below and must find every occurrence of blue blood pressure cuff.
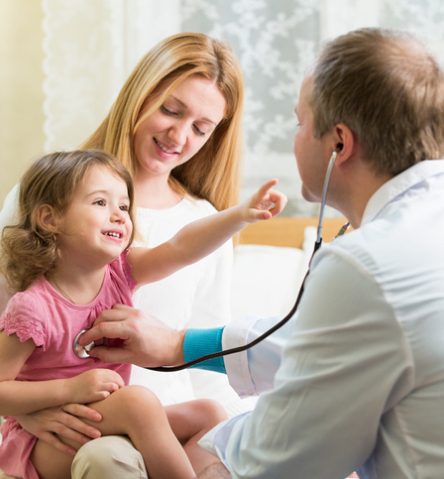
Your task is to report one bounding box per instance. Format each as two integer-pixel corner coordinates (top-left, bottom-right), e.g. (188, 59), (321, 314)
(183, 327), (226, 373)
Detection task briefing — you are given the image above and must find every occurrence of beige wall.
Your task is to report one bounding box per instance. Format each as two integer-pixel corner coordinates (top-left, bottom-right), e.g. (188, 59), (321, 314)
(0, 0), (45, 205)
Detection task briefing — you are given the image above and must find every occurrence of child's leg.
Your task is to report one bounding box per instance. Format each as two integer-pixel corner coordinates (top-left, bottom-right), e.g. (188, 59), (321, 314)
(30, 441), (72, 479)
(165, 399), (228, 474)
(88, 385), (195, 479)
(32, 385), (195, 479)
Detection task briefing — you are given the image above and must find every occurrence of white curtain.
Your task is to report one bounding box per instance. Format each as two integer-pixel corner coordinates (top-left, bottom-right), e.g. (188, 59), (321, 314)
(181, 0), (444, 214)
(41, 0), (444, 215)
(42, 0), (180, 152)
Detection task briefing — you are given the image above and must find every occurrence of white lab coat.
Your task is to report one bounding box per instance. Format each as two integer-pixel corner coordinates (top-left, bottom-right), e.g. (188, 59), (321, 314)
(201, 160), (444, 479)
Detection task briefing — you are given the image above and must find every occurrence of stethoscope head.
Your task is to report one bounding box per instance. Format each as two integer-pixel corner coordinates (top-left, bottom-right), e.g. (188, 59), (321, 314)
(73, 329), (95, 358)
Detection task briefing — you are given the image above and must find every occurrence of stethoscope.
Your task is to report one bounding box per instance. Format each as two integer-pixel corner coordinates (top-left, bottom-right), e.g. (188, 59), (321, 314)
(73, 147), (349, 370)
(73, 329), (96, 358)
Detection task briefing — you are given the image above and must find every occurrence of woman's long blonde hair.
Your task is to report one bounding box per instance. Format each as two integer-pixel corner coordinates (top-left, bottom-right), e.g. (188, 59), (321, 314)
(1, 150), (135, 293)
(82, 32), (244, 210)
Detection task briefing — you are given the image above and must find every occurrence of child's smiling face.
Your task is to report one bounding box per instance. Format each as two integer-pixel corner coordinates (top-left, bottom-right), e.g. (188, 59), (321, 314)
(55, 164), (133, 267)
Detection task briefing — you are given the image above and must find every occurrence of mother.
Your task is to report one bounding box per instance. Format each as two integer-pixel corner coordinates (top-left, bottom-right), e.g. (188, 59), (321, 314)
(0, 31), (245, 478)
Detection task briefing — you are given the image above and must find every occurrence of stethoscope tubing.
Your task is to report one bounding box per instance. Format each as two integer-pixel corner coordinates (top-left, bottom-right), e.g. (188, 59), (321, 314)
(72, 150), (347, 369)
(146, 151), (342, 372)
(146, 239), (322, 372)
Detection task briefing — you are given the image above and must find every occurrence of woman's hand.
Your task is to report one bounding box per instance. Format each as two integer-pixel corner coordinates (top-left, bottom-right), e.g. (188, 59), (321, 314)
(15, 404), (103, 455)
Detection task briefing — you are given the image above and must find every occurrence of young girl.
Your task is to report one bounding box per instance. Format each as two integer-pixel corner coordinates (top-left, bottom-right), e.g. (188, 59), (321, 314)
(0, 149), (286, 479)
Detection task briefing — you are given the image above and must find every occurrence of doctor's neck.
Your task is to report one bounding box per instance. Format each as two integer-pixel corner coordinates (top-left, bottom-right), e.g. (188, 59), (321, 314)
(330, 160), (393, 229)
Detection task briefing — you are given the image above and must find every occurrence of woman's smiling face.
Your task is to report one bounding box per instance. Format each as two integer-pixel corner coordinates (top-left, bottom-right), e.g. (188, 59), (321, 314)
(133, 75), (226, 180)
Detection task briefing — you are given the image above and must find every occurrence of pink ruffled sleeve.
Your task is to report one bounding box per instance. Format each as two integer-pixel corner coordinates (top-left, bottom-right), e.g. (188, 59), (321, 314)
(115, 249), (137, 291)
(0, 291), (47, 349)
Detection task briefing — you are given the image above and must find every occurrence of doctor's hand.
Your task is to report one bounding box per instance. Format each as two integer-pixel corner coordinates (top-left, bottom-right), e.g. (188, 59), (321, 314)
(15, 404), (103, 456)
(78, 304), (185, 368)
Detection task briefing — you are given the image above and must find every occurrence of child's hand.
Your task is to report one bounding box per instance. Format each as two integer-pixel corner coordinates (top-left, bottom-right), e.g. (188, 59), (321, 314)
(65, 368), (124, 404)
(244, 179), (287, 223)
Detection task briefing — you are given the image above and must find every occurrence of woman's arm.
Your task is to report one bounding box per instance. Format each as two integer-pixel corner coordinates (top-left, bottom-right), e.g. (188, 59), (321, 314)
(0, 331), (124, 415)
(0, 184), (20, 313)
(128, 179), (286, 286)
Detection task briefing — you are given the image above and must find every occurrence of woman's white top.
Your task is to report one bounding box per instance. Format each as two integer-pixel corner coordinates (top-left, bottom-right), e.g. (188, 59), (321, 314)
(130, 197), (239, 407)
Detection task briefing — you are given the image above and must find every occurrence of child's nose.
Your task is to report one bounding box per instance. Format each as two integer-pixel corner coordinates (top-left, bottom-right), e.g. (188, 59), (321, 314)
(111, 207), (125, 223)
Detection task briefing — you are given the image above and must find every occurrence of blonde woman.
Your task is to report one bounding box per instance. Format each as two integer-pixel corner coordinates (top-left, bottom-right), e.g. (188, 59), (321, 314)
(81, 31), (244, 409)
(0, 33), (246, 477)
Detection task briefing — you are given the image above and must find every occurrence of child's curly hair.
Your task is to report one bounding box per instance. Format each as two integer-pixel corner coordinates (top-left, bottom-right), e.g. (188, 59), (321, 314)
(1, 149), (135, 292)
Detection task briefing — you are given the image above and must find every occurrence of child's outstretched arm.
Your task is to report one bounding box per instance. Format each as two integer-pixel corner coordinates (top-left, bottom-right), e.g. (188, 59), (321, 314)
(129, 179), (287, 285)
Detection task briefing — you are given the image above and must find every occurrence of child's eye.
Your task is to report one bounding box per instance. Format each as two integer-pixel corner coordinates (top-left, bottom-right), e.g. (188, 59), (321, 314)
(94, 199), (106, 206)
(120, 204), (130, 212)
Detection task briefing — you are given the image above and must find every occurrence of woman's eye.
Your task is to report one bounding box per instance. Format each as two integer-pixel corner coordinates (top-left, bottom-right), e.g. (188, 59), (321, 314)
(193, 125), (209, 137)
(161, 105), (178, 116)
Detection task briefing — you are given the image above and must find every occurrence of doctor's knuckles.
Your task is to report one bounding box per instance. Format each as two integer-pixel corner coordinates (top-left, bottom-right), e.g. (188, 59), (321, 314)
(78, 304), (185, 367)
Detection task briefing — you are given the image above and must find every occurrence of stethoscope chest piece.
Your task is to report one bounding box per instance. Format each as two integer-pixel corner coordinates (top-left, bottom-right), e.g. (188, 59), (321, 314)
(73, 329), (95, 358)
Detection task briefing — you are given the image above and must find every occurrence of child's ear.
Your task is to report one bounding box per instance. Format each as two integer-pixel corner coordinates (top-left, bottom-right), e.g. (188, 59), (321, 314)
(34, 204), (60, 234)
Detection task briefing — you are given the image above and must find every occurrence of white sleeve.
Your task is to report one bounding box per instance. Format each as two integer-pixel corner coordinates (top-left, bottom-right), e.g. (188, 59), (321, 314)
(0, 184), (20, 233)
(0, 184), (20, 313)
(203, 249), (412, 478)
(222, 314), (291, 397)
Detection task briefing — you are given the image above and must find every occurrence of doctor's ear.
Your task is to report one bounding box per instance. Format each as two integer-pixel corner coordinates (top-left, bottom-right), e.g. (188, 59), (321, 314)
(332, 123), (355, 163)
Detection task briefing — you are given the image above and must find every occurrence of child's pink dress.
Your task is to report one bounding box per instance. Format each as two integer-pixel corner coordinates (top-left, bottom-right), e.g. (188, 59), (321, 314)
(0, 252), (135, 479)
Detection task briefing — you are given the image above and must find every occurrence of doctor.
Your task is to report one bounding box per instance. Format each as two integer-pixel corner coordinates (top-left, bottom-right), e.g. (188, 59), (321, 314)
(57, 27), (444, 478)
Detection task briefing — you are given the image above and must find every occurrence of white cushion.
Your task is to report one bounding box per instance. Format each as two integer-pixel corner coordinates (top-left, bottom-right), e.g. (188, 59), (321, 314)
(231, 244), (307, 320)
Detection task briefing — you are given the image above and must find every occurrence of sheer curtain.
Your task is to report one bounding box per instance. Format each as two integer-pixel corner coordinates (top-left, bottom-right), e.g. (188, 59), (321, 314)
(42, 0), (180, 152)
(41, 0), (444, 214)
(182, 0), (444, 213)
